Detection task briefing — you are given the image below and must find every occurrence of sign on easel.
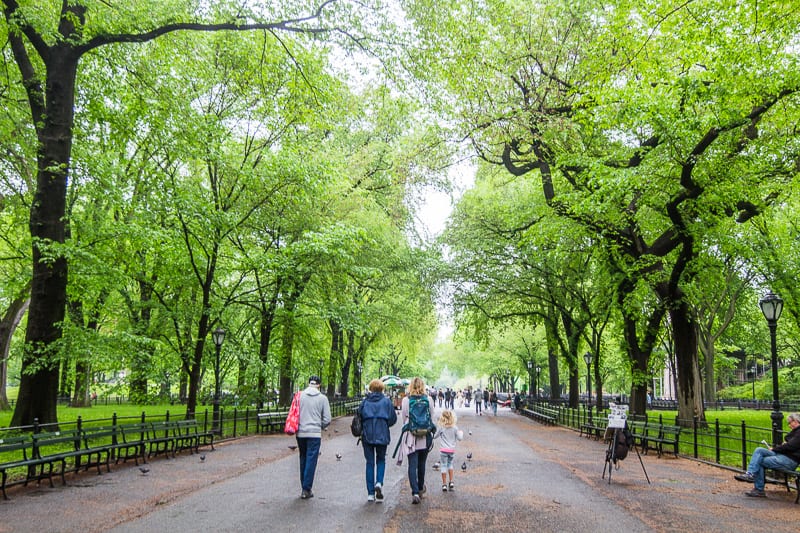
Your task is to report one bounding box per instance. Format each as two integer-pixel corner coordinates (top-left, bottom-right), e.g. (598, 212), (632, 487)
(607, 403), (628, 429)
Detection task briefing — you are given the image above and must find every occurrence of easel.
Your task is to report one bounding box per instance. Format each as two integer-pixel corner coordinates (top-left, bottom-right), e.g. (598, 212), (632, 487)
(601, 404), (650, 485)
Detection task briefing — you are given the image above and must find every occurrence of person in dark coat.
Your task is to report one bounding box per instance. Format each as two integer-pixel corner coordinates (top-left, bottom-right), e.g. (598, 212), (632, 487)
(735, 412), (800, 497)
(360, 379), (398, 502)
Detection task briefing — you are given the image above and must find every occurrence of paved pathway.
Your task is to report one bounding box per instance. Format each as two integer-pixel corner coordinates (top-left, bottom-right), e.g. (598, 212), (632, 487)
(1, 404), (797, 532)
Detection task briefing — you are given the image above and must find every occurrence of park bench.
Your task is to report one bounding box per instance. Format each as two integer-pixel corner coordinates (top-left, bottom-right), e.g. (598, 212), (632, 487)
(147, 421), (179, 459)
(520, 407), (556, 426)
(257, 411), (288, 434)
(639, 424), (681, 457)
(580, 418), (608, 440)
(80, 425), (145, 470)
(627, 421), (647, 449)
(768, 467), (800, 504)
(115, 423), (149, 465)
(32, 429), (110, 487)
(0, 435), (51, 500)
(174, 419), (215, 454)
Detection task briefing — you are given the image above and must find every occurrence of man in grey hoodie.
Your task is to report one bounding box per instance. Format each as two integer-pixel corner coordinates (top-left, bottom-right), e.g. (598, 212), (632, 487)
(296, 375), (331, 499)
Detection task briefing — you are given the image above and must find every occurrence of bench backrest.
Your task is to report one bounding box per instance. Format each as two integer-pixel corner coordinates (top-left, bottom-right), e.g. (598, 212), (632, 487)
(175, 419), (199, 436)
(120, 423), (150, 443)
(0, 435), (34, 462)
(33, 430), (82, 457)
(81, 425), (123, 448)
(149, 421), (179, 439)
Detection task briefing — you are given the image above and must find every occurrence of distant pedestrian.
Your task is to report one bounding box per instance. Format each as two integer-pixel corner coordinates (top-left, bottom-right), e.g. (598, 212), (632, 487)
(483, 388), (489, 410)
(438, 389), (444, 408)
(359, 379), (397, 503)
(513, 392), (521, 411)
(490, 389), (498, 416)
(397, 377), (435, 504)
(435, 410), (463, 492)
(296, 375), (331, 500)
(474, 388), (482, 415)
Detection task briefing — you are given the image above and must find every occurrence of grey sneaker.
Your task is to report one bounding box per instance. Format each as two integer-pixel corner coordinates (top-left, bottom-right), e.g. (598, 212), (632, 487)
(412, 494), (421, 504)
(744, 489), (766, 498)
(300, 490), (313, 499)
(374, 482), (383, 501)
(367, 494), (375, 502)
(375, 492), (384, 503)
(735, 472), (755, 483)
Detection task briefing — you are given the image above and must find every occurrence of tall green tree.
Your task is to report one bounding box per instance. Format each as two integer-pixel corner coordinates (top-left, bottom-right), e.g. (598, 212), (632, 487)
(1, 0), (395, 426)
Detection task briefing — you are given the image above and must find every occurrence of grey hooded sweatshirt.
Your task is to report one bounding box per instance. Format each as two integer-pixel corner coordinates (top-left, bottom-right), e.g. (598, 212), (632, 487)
(297, 385), (332, 438)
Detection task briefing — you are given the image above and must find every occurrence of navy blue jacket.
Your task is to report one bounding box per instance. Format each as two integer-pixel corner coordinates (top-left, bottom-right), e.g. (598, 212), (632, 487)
(359, 392), (397, 446)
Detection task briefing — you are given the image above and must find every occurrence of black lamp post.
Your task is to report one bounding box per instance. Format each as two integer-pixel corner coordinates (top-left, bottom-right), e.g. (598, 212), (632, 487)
(759, 291), (784, 446)
(536, 366), (541, 400)
(751, 362), (757, 402)
(584, 352), (593, 424)
(526, 361), (533, 399)
(357, 361), (363, 394)
(211, 327), (226, 435)
(505, 369), (511, 392)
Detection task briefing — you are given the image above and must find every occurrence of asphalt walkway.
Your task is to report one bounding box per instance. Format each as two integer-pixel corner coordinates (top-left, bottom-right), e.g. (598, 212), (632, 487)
(0, 404), (797, 532)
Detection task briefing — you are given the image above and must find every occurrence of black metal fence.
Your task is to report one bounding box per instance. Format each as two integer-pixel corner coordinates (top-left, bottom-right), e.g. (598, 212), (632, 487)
(0, 396), (360, 440)
(527, 400), (794, 473)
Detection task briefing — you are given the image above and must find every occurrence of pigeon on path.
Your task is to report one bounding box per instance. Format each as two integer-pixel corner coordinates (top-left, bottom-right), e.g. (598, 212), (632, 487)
(466, 452), (472, 461)
(139, 466), (150, 475)
(336, 453), (342, 461)
(461, 462), (467, 472)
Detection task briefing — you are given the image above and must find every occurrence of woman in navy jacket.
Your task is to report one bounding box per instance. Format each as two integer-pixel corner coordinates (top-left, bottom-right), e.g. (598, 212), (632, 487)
(360, 378), (398, 502)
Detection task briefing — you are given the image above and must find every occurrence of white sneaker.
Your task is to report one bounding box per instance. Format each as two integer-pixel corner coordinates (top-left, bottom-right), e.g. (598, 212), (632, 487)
(374, 482), (383, 501)
(367, 494), (375, 502)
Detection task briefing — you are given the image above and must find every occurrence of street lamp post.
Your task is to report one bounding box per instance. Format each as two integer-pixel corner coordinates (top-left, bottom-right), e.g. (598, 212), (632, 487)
(526, 361), (533, 399)
(505, 369), (511, 393)
(536, 366), (541, 400)
(584, 352), (593, 425)
(211, 327), (226, 435)
(751, 363), (757, 402)
(357, 361), (363, 394)
(759, 291), (784, 446)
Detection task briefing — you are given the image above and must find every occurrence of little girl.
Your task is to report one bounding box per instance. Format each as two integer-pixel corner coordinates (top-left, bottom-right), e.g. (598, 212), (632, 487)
(436, 410), (463, 491)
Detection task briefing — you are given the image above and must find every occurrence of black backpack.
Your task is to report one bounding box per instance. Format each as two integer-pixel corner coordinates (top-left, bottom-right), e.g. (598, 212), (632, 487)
(350, 406), (363, 438)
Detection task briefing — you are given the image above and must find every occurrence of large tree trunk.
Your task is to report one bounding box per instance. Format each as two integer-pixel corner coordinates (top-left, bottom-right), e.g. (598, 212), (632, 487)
(10, 48), (78, 427)
(256, 293), (278, 408)
(671, 304), (705, 424)
(0, 290), (30, 411)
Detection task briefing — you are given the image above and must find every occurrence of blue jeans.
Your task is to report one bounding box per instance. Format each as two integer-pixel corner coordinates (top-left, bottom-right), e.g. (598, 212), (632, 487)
(747, 447), (799, 490)
(297, 436), (321, 492)
(362, 442), (387, 495)
(475, 400), (481, 414)
(492, 401), (498, 415)
(407, 448), (429, 495)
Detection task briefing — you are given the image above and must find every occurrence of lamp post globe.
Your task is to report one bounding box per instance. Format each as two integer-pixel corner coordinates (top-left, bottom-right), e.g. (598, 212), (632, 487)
(759, 291), (784, 446)
(583, 352), (593, 424)
(211, 327), (226, 435)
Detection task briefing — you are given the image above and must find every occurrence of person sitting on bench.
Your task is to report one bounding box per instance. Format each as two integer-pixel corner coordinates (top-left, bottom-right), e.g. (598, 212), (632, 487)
(734, 412), (800, 498)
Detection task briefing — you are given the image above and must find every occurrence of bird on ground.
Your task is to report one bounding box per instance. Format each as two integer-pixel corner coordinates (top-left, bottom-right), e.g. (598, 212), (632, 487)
(468, 430), (472, 436)
(139, 467), (150, 475)
(432, 462), (440, 471)
(336, 453), (342, 461)
(200, 454), (206, 462)
(461, 462), (467, 472)
(466, 452), (472, 461)
(288, 445), (297, 450)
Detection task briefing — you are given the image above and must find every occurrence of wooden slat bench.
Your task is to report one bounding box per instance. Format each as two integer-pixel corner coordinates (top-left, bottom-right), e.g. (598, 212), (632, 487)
(257, 412), (288, 434)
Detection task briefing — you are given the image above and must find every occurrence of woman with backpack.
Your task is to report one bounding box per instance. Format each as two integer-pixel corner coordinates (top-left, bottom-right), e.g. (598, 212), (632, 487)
(397, 377), (435, 504)
(359, 379), (397, 503)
